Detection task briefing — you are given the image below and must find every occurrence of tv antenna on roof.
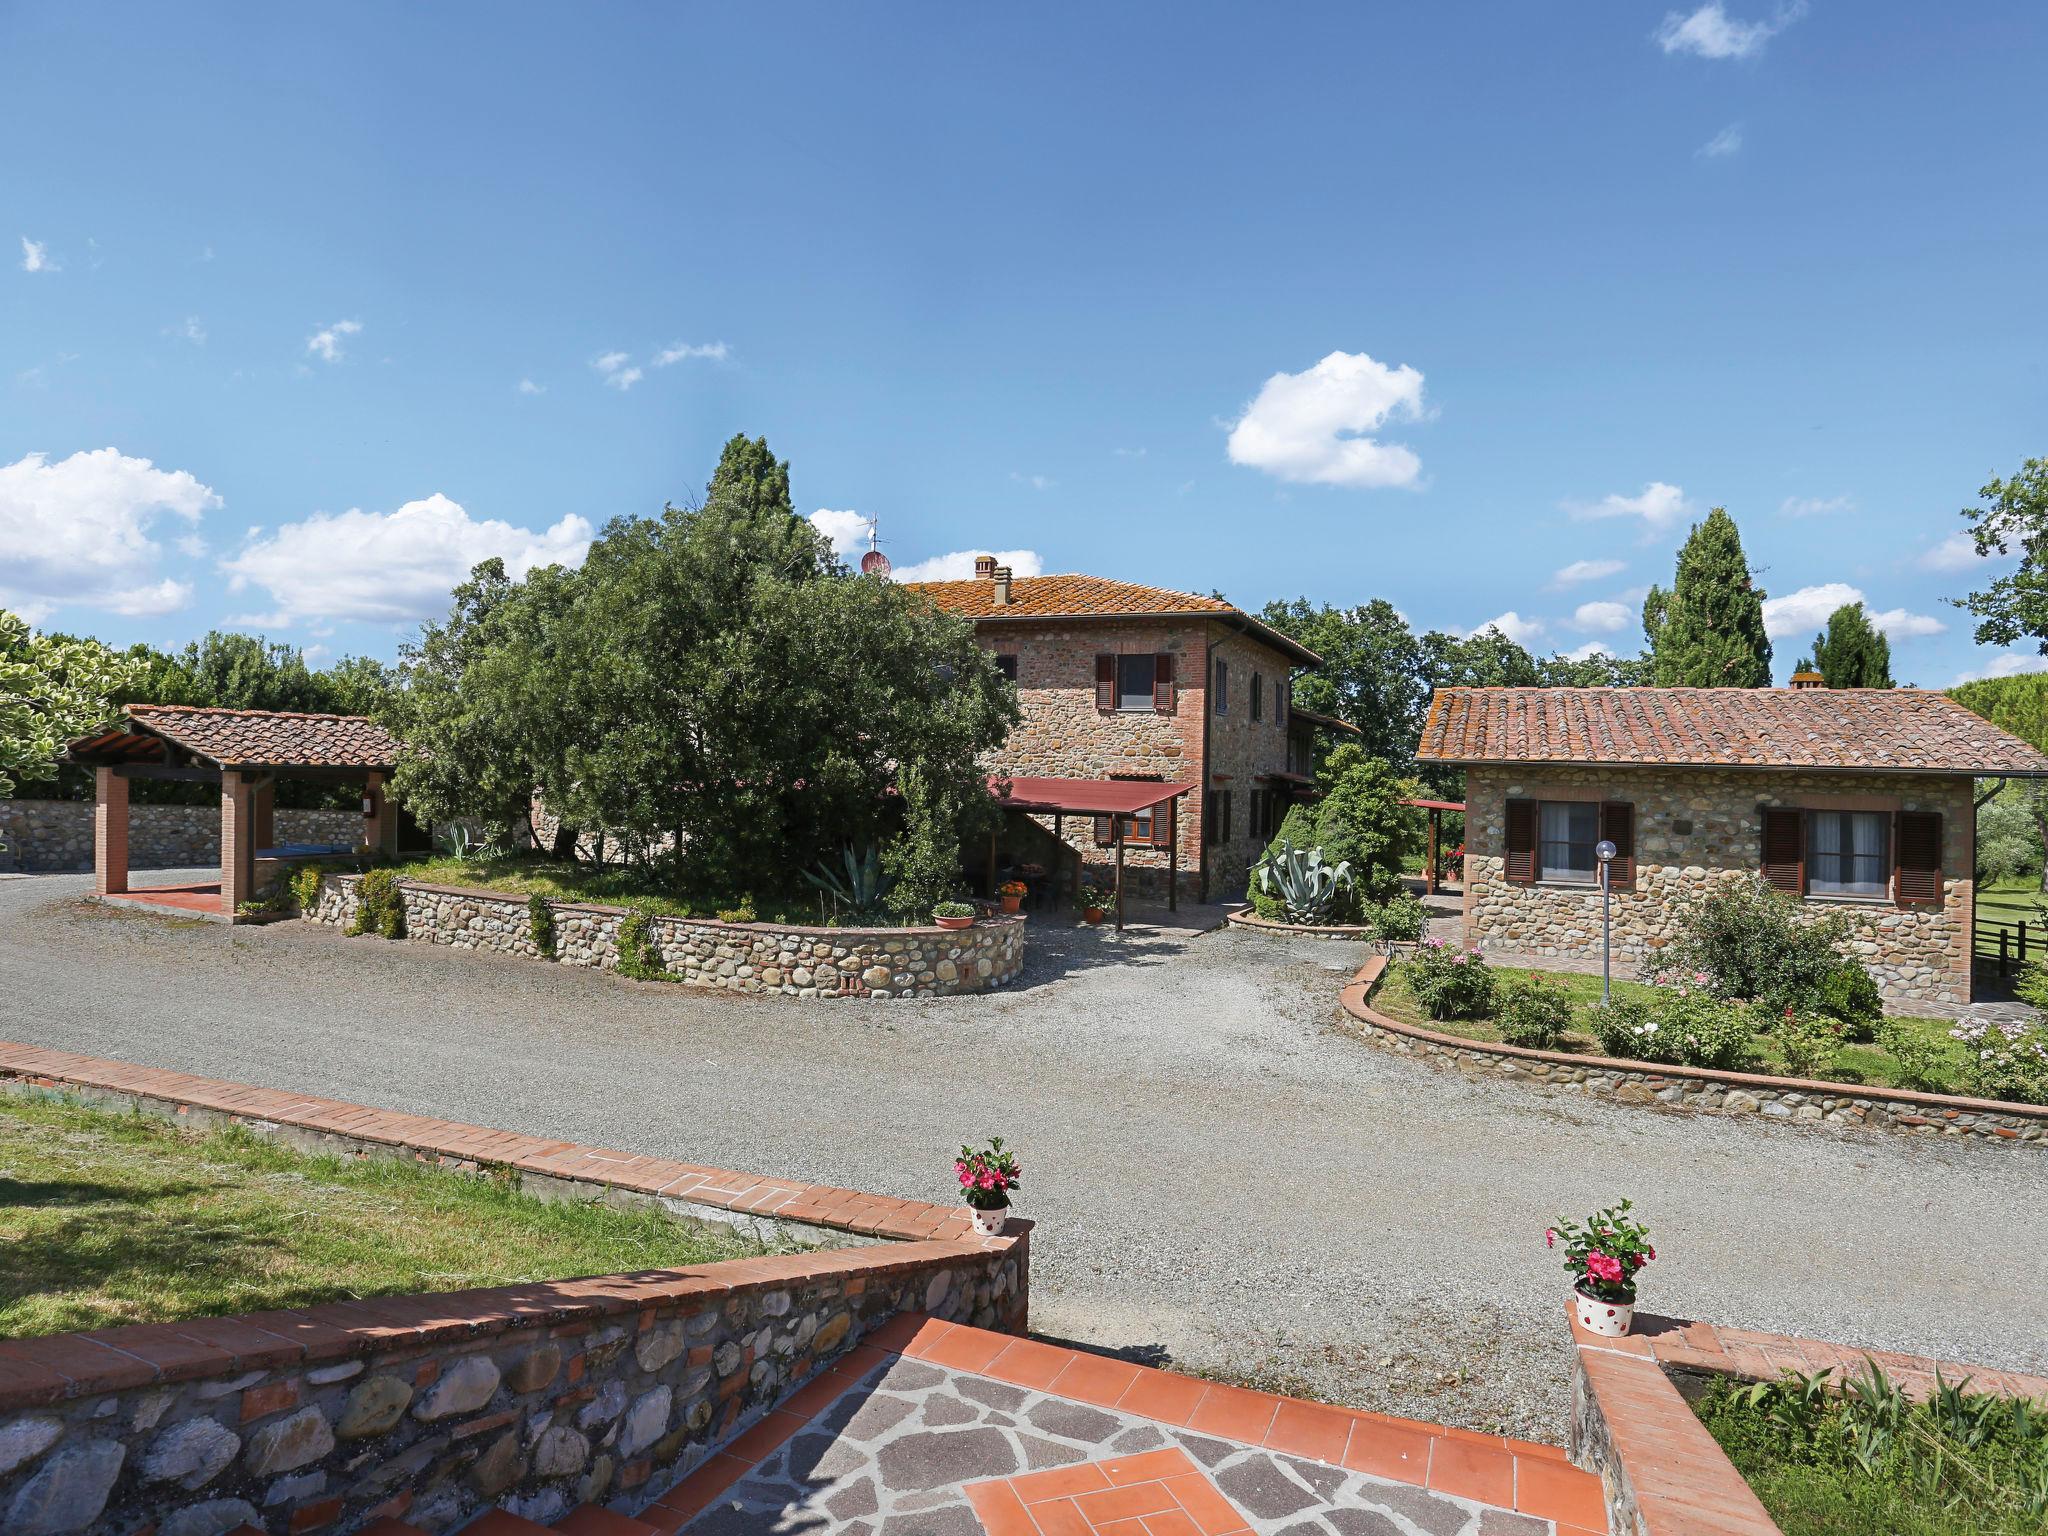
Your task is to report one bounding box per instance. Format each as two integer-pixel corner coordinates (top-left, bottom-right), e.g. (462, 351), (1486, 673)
(858, 517), (892, 578)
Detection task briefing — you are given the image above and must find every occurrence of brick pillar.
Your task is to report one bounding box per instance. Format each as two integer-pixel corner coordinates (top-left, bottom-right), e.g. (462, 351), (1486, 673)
(221, 775), (253, 917)
(364, 772), (400, 857)
(94, 767), (129, 896)
(251, 780), (275, 853)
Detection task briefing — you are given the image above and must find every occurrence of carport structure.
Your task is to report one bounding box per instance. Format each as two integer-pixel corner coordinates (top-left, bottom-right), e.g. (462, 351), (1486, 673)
(989, 774), (1195, 932)
(62, 705), (402, 921)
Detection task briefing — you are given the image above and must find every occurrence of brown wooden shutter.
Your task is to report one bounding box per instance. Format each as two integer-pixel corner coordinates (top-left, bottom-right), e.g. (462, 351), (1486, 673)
(1094, 654), (1115, 711)
(1094, 814), (1113, 846)
(1761, 808), (1804, 894)
(1153, 653), (1175, 712)
(1504, 798), (1537, 885)
(1601, 802), (1636, 891)
(1896, 810), (1942, 907)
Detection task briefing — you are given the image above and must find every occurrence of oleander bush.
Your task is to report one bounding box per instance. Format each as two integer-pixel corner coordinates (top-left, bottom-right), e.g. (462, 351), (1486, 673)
(1495, 970), (1578, 1049)
(1401, 937), (1497, 1021)
(1589, 982), (1758, 1072)
(1665, 876), (1881, 1028)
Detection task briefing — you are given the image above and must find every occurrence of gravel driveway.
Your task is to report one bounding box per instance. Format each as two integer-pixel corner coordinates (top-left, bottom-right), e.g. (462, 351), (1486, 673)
(3, 871), (2042, 1440)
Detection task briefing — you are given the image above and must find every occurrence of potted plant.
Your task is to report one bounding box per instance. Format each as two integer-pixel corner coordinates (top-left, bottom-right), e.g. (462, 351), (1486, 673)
(1549, 1199), (1655, 1337)
(933, 900), (976, 931)
(1078, 883), (1109, 924)
(998, 879), (1028, 915)
(955, 1136), (1021, 1237)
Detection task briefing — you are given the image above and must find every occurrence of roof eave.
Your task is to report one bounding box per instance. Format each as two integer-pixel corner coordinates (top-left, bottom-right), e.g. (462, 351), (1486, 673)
(954, 607), (1322, 668)
(1418, 755), (2048, 778)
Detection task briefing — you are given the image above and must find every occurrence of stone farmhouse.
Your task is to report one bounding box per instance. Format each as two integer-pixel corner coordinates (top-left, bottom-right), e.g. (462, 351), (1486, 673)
(1417, 683), (2048, 1010)
(909, 558), (1344, 904)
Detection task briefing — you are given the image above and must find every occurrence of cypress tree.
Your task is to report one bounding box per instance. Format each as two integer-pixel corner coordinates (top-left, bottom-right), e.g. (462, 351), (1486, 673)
(1646, 508), (1773, 687)
(1797, 602), (1894, 688)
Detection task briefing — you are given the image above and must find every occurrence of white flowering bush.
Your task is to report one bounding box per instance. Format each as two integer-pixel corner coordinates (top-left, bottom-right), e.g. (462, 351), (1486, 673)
(1588, 973), (1758, 1072)
(1949, 1016), (2048, 1106)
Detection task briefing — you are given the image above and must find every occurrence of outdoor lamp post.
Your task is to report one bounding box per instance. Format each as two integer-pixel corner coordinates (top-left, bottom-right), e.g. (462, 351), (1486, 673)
(1595, 838), (1618, 1005)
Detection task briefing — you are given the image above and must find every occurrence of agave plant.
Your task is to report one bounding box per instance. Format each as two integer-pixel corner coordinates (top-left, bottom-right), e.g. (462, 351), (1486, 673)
(1254, 839), (1353, 924)
(803, 843), (896, 921)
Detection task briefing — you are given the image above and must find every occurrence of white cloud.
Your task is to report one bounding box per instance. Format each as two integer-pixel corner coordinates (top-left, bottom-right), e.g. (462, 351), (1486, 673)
(1779, 493), (1852, 518)
(1760, 581), (1946, 642)
(592, 351), (642, 391)
(1656, 2), (1805, 60)
(895, 548), (1046, 584)
(1954, 652), (2048, 686)
(1552, 558), (1625, 588)
(652, 341), (729, 366)
(1564, 641), (1614, 662)
(1697, 124), (1744, 159)
(517, 378), (544, 396)
(221, 494), (593, 626)
(166, 316), (206, 345)
(1918, 531), (1999, 572)
(1226, 350), (1427, 489)
(305, 319), (361, 363)
(807, 509), (874, 563)
(0, 448), (217, 619)
(1564, 481), (1694, 531)
(1010, 472), (1055, 491)
(1572, 600), (1633, 634)
(1467, 612), (1545, 646)
(19, 237), (56, 273)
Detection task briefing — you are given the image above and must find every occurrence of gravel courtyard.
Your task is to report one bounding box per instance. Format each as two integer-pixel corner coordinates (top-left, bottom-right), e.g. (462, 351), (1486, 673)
(3, 871), (2042, 1441)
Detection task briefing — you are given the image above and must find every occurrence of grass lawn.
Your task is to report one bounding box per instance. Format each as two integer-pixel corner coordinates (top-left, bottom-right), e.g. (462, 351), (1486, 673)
(1977, 876), (2047, 928)
(0, 1092), (770, 1338)
(381, 853), (897, 927)
(1370, 964), (1973, 1095)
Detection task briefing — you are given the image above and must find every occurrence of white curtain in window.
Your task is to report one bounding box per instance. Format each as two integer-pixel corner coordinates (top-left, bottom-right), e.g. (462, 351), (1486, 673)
(1539, 801), (1595, 882)
(1811, 811), (1842, 861)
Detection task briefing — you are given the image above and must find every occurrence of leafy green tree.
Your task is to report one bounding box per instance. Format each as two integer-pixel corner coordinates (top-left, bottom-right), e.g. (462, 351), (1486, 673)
(1248, 745), (1417, 921)
(0, 611), (143, 800)
(1643, 508), (1772, 686)
(1953, 457), (2048, 651)
(1976, 784), (2045, 890)
(1538, 649), (1654, 686)
(1794, 602), (1893, 688)
(1951, 673), (2048, 893)
(1260, 598), (1430, 769)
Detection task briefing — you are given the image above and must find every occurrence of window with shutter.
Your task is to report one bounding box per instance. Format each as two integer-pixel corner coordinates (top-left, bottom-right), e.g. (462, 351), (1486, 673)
(1503, 799), (1537, 884)
(1204, 791), (1218, 847)
(1153, 653), (1176, 712)
(1094, 814), (1113, 847)
(1895, 810), (1942, 906)
(1251, 674), (1263, 722)
(1600, 802), (1636, 891)
(1094, 655), (1115, 711)
(1761, 807), (1804, 894)
(994, 654), (1018, 681)
(1214, 659), (1229, 715)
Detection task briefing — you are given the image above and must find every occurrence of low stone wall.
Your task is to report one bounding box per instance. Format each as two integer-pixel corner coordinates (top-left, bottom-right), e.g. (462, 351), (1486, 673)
(304, 876), (1025, 1000)
(1223, 907), (1374, 941)
(0, 799), (360, 873)
(1340, 958), (2048, 1149)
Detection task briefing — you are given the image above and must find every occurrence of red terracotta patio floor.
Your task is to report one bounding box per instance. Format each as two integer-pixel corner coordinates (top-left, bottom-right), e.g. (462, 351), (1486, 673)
(102, 883), (223, 913)
(640, 1315), (1606, 1535)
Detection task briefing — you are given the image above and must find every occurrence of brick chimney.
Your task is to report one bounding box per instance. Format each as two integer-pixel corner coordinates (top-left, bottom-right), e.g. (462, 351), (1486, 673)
(974, 555), (998, 579)
(992, 565), (1012, 605)
(1789, 670), (1826, 690)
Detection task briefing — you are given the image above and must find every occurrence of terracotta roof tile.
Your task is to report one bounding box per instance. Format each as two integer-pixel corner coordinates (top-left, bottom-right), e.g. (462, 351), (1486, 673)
(1417, 687), (2048, 776)
(118, 705), (400, 770)
(905, 572), (1237, 620)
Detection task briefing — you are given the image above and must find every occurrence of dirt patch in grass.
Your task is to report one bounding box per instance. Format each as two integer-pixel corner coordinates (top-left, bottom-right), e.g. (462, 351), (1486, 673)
(0, 1091), (770, 1338)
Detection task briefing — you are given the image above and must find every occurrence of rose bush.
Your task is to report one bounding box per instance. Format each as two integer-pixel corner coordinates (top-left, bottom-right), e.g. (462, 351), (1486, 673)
(1400, 936), (1497, 1021)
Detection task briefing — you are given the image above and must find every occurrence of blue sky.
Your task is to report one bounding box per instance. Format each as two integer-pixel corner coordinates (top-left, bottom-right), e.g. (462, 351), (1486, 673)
(4, 2), (2045, 686)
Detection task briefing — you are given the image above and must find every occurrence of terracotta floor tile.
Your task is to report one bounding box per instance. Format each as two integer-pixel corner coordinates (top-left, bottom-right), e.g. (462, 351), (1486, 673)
(1115, 1368), (1208, 1427)
(988, 1337), (1079, 1390)
(1100, 1449), (1197, 1487)
(866, 1313), (942, 1355)
(721, 1408), (802, 1463)
(1095, 1520), (1152, 1536)
(780, 1372), (850, 1420)
(1160, 1474), (1250, 1536)
(1029, 1497), (1093, 1536)
(1013, 1462), (1114, 1503)
(1141, 1511), (1202, 1536)
(1072, 1481), (1178, 1524)
(1514, 1453), (1607, 1528)
(1184, 1383), (1279, 1443)
(920, 1326), (1014, 1375)
(1426, 1436), (1515, 1508)
(1262, 1398), (1353, 1464)
(1504, 1435), (1571, 1462)
(1340, 1419), (1434, 1486)
(647, 1452), (749, 1520)
(1051, 1350), (1144, 1410)
(966, 1478), (1038, 1536)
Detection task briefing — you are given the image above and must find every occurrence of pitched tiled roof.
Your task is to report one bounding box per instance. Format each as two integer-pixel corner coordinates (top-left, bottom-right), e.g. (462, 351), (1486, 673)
(1417, 687), (2048, 776)
(906, 573), (1321, 666)
(67, 706), (400, 771)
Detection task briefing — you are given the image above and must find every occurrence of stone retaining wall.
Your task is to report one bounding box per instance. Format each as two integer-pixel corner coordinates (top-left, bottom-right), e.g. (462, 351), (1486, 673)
(304, 875), (1025, 1000)
(1340, 958), (2048, 1149)
(0, 800), (360, 873)
(1223, 907), (1374, 941)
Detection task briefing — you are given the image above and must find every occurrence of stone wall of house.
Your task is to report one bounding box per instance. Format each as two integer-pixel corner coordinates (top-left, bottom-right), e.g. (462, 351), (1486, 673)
(0, 800), (362, 874)
(1202, 626), (1300, 905)
(1459, 765), (1976, 1009)
(0, 1239), (1027, 1535)
(305, 876), (1025, 999)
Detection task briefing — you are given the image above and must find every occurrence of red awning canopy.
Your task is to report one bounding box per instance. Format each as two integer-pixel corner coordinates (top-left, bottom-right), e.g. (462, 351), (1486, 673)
(989, 776), (1196, 815)
(1402, 797), (1466, 812)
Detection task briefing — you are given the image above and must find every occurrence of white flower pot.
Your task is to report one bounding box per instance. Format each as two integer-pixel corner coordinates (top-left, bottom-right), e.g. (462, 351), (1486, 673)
(969, 1203), (1009, 1237)
(1574, 1282), (1635, 1337)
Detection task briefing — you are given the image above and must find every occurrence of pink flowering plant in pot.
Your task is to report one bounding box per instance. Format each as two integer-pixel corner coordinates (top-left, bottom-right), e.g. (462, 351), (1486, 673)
(956, 1136), (1021, 1237)
(1549, 1198), (1655, 1337)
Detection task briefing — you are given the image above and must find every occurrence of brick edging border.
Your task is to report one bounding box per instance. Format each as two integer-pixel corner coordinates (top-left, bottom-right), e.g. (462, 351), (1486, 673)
(1223, 906), (1375, 940)
(1338, 956), (2048, 1147)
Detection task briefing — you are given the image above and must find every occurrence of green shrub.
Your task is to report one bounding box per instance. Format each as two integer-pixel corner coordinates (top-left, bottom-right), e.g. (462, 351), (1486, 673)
(1774, 1007), (1845, 1079)
(1495, 971), (1577, 1049)
(1812, 963), (1884, 1041)
(1249, 805), (1316, 920)
(613, 907), (665, 979)
(932, 900), (975, 919)
(1664, 876), (1854, 1013)
(1589, 985), (1757, 1071)
(527, 893), (555, 958)
(1950, 1005), (2048, 1106)
(1245, 752), (1417, 923)
(714, 899), (757, 925)
(1365, 891), (1427, 944)
(1876, 1019), (1951, 1093)
(1400, 938), (1497, 1021)
(288, 865), (325, 915)
(347, 868), (405, 940)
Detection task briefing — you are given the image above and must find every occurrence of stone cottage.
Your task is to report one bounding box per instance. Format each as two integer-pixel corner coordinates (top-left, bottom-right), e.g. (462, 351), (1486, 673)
(1416, 684), (2048, 1010)
(908, 561), (1329, 903)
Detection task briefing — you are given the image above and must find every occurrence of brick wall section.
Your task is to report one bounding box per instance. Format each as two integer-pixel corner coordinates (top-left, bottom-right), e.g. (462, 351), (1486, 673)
(2, 799), (361, 873)
(92, 770), (128, 895)
(1460, 765), (1976, 1009)
(219, 776), (253, 917)
(0, 1042), (1028, 1533)
(980, 617), (1297, 902)
(304, 875), (1025, 1000)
